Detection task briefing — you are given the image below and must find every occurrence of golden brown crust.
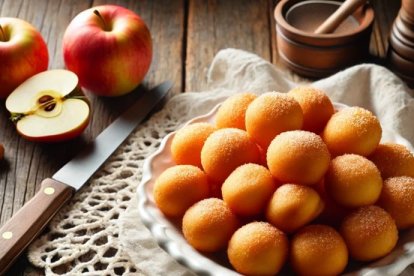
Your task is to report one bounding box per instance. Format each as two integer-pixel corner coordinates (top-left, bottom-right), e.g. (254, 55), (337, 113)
(288, 86), (334, 133)
(379, 176), (414, 229)
(369, 143), (414, 179)
(245, 92), (303, 149)
(171, 122), (216, 168)
(322, 107), (382, 156)
(267, 130), (330, 185)
(215, 93), (257, 130)
(153, 165), (209, 217)
(201, 128), (260, 182)
(227, 222), (288, 275)
(291, 225), (348, 276)
(325, 154), (383, 208)
(182, 198), (239, 252)
(341, 206), (398, 261)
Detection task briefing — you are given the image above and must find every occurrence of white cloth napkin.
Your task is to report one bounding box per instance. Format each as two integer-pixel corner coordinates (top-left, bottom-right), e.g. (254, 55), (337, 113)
(119, 48), (414, 276)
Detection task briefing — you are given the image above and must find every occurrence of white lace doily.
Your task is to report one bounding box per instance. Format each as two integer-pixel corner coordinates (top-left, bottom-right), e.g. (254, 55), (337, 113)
(27, 49), (414, 275)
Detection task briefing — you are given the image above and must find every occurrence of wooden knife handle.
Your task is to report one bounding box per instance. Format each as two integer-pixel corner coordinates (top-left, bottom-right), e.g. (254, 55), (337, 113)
(0, 178), (74, 275)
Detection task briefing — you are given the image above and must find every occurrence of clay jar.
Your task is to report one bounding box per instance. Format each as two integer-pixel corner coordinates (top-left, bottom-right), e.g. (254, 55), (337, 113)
(274, 0), (374, 78)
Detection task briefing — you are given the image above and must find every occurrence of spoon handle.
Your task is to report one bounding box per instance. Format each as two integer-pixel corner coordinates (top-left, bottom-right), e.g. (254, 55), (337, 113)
(314, 0), (366, 34)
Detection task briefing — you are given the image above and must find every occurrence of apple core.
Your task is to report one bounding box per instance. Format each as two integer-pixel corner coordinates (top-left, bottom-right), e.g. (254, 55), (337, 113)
(33, 90), (64, 118)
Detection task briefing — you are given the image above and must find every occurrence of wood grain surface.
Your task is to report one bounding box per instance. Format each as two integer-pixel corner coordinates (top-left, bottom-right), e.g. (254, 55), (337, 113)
(0, 0), (401, 275)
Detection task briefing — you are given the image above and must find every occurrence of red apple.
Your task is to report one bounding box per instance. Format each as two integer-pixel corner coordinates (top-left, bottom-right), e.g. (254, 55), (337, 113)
(0, 17), (49, 99)
(62, 5), (152, 97)
(6, 70), (90, 142)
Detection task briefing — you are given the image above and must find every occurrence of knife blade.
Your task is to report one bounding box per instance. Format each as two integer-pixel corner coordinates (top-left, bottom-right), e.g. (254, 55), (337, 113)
(0, 81), (172, 275)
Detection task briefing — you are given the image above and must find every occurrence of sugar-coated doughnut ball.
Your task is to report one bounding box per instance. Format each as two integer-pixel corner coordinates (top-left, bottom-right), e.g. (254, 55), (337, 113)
(228, 222), (288, 276)
(222, 164), (277, 216)
(266, 184), (324, 233)
(288, 86), (334, 133)
(153, 165), (209, 217)
(322, 106), (382, 156)
(201, 128), (260, 182)
(379, 176), (414, 229)
(171, 122), (216, 168)
(215, 93), (257, 130)
(341, 206), (398, 261)
(369, 143), (414, 179)
(245, 92), (303, 149)
(267, 130), (330, 185)
(182, 198), (238, 252)
(291, 225), (348, 276)
(325, 154), (382, 208)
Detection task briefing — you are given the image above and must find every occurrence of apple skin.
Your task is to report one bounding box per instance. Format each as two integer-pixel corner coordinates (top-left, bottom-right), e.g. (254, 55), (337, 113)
(17, 115), (90, 143)
(62, 5), (152, 97)
(0, 18), (49, 99)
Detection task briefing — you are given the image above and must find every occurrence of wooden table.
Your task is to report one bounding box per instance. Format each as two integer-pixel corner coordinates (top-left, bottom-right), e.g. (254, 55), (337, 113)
(0, 0), (402, 274)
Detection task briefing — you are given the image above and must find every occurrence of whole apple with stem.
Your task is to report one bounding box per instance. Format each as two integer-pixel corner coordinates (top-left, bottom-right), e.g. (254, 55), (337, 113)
(63, 5), (152, 97)
(0, 18), (49, 99)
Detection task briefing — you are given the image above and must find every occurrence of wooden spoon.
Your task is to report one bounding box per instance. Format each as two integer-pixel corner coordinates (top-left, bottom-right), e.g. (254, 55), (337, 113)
(314, 0), (367, 34)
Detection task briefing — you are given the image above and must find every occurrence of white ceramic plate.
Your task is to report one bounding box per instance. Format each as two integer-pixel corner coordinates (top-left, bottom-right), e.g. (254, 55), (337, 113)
(137, 102), (414, 276)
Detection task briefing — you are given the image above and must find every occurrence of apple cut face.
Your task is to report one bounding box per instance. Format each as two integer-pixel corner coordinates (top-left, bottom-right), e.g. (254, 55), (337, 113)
(6, 69), (90, 142)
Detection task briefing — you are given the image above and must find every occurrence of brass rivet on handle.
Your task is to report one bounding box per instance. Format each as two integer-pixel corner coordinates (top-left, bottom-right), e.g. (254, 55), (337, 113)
(2, 231), (13, 240)
(44, 187), (55, 195)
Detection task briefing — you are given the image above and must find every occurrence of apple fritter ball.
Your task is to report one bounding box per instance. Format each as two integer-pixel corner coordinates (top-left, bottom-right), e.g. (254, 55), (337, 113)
(245, 92), (303, 150)
(288, 86), (334, 133)
(215, 93), (257, 130)
(322, 106), (382, 156)
(153, 165), (209, 217)
(182, 198), (238, 252)
(227, 222), (288, 275)
(171, 122), (216, 168)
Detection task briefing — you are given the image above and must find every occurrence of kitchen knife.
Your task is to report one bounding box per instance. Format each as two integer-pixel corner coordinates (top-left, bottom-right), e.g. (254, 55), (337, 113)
(0, 81), (172, 274)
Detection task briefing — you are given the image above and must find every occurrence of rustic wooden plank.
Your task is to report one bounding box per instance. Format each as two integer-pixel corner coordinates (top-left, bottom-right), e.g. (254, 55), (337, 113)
(186, 0), (271, 92)
(0, 0), (92, 226)
(0, 0), (185, 274)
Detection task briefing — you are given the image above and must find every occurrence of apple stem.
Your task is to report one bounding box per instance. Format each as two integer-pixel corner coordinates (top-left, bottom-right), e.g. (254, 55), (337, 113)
(93, 10), (110, 31)
(0, 24), (5, 42)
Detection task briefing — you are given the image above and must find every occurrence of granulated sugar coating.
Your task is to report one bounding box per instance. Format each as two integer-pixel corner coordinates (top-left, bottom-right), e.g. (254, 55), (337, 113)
(266, 184), (324, 233)
(222, 163), (276, 216)
(215, 93), (257, 130)
(267, 130), (330, 185)
(171, 122), (216, 168)
(322, 106), (382, 156)
(325, 154), (383, 208)
(245, 92), (303, 150)
(153, 165), (209, 217)
(227, 222), (288, 275)
(379, 176), (414, 229)
(182, 198), (238, 252)
(341, 206), (398, 261)
(291, 225), (348, 276)
(288, 86), (334, 133)
(369, 143), (414, 179)
(201, 128), (260, 182)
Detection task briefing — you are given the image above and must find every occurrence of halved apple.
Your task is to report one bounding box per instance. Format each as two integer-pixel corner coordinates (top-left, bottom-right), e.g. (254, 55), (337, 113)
(5, 70), (90, 142)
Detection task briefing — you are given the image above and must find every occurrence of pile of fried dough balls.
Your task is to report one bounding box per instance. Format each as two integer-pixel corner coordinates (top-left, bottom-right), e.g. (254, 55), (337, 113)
(153, 87), (414, 276)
